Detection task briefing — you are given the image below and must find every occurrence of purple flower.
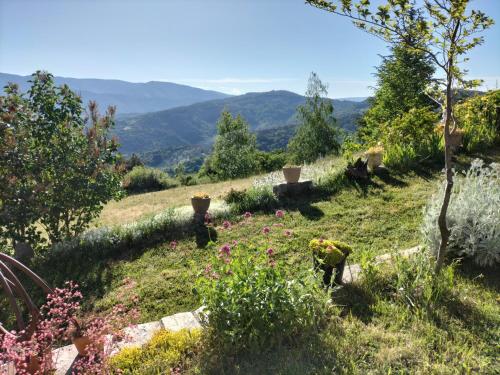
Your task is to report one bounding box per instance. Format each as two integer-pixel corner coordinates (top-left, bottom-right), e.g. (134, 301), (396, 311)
(262, 226), (271, 235)
(284, 229), (292, 237)
(275, 210), (285, 219)
(223, 220), (231, 229)
(232, 240), (239, 246)
(170, 240), (178, 249)
(244, 211), (252, 219)
(266, 248), (274, 256)
(219, 244), (231, 256)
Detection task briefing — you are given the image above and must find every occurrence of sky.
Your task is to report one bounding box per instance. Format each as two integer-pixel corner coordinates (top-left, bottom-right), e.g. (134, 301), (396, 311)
(0, 0), (499, 98)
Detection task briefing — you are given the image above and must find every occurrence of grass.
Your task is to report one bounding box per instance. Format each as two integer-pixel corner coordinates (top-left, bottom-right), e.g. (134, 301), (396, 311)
(74, 167), (440, 322)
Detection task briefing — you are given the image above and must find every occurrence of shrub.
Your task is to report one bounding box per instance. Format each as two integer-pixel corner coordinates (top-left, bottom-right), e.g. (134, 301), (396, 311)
(109, 329), (202, 374)
(455, 90), (500, 152)
(255, 150), (288, 173)
(122, 166), (178, 194)
(224, 186), (279, 214)
(421, 159), (500, 266)
(196, 242), (330, 353)
(381, 107), (441, 170)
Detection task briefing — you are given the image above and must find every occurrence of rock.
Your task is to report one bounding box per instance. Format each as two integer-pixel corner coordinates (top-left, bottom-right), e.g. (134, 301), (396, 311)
(118, 321), (163, 349)
(52, 343), (78, 375)
(273, 180), (313, 198)
(160, 312), (202, 332)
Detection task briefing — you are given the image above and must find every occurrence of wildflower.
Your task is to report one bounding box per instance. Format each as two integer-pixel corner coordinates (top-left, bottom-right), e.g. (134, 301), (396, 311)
(244, 211), (252, 219)
(170, 240), (178, 250)
(262, 226), (270, 235)
(219, 244), (231, 256)
(266, 248), (274, 256)
(284, 229), (293, 237)
(232, 240), (238, 246)
(269, 259), (276, 268)
(275, 209), (285, 218)
(223, 220), (231, 229)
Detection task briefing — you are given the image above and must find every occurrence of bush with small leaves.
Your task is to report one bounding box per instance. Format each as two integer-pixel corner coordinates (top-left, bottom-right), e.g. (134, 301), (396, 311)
(421, 159), (500, 266)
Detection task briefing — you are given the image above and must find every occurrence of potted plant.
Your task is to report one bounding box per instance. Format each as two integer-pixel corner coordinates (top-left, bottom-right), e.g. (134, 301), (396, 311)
(282, 164), (302, 183)
(364, 145), (384, 171)
(191, 192), (211, 215)
(309, 239), (352, 286)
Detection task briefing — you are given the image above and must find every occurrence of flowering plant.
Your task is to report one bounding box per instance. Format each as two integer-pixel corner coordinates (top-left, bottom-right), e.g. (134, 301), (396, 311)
(196, 241), (330, 354)
(309, 239), (352, 266)
(192, 192), (210, 199)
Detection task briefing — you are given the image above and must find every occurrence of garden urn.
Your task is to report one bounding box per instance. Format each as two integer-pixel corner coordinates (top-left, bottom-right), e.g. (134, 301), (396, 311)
(191, 193), (211, 215)
(282, 166), (301, 183)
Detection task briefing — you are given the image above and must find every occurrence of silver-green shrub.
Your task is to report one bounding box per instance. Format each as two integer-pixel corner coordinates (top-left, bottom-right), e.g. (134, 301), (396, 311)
(421, 159), (500, 266)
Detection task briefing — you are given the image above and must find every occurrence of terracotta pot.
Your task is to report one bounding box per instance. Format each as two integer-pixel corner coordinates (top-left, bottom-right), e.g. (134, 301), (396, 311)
(313, 256), (347, 287)
(366, 153), (383, 171)
(191, 197), (211, 215)
(282, 167), (301, 183)
(72, 336), (104, 356)
(26, 349), (52, 374)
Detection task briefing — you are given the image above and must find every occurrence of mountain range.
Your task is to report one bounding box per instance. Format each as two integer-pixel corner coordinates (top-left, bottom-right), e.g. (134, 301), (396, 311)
(1, 72), (370, 169)
(0, 72), (230, 114)
(115, 90), (369, 156)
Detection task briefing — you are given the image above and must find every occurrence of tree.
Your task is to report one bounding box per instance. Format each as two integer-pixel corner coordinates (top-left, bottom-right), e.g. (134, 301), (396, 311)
(360, 42), (436, 143)
(306, 0), (494, 272)
(0, 71), (122, 250)
(205, 110), (258, 180)
(288, 72), (341, 163)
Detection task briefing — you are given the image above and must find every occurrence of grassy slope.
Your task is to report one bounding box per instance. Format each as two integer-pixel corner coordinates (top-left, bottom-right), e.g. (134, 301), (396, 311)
(92, 169), (439, 322)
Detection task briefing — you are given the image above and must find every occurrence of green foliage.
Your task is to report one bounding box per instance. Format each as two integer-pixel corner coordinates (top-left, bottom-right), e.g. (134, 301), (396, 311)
(255, 150), (288, 173)
(224, 186), (279, 214)
(109, 329), (202, 374)
(203, 111), (258, 180)
(0, 71), (122, 246)
(288, 72), (342, 163)
(122, 166), (178, 194)
(382, 107), (441, 170)
(391, 250), (455, 310)
(455, 90), (500, 152)
(309, 238), (352, 266)
(359, 43), (436, 144)
(196, 242), (330, 353)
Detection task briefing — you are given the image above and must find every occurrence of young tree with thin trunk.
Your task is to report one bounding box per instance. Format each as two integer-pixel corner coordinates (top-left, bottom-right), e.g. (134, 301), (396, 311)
(306, 0), (493, 272)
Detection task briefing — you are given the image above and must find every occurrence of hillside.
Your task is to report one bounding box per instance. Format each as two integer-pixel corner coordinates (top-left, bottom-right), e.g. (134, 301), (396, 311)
(0, 72), (230, 115)
(115, 90), (370, 155)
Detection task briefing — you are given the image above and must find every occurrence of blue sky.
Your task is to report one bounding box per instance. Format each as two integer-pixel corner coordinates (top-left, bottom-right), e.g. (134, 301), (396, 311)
(0, 0), (499, 98)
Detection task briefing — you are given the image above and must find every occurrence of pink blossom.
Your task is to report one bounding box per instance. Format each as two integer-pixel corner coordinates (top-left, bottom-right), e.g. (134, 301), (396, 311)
(204, 212), (212, 224)
(284, 229), (293, 237)
(222, 220), (231, 229)
(262, 226), (271, 235)
(275, 209), (285, 218)
(232, 240), (239, 246)
(170, 240), (178, 250)
(266, 248), (274, 256)
(244, 211), (252, 219)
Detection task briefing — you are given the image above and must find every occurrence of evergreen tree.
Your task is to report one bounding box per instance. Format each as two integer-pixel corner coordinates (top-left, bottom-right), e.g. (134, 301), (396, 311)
(206, 111), (257, 180)
(288, 72), (341, 164)
(359, 43), (436, 143)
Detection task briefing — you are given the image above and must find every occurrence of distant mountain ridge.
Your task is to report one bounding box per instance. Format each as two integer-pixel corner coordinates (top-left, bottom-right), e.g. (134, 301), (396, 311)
(116, 90), (370, 157)
(0, 72), (230, 115)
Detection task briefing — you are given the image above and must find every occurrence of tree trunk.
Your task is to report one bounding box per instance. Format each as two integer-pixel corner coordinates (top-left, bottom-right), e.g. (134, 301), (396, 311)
(435, 73), (454, 273)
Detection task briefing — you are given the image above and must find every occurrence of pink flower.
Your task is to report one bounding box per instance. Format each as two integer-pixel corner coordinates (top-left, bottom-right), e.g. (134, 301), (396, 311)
(269, 259), (276, 268)
(275, 210), (285, 218)
(266, 248), (274, 256)
(222, 220), (231, 229)
(232, 240), (239, 246)
(170, 240), (178, 250)
(219, 244), (231, 256)
(262, 226), (270, 235)
(284, 229), (293, 237)
(244, 211), (252, 219)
